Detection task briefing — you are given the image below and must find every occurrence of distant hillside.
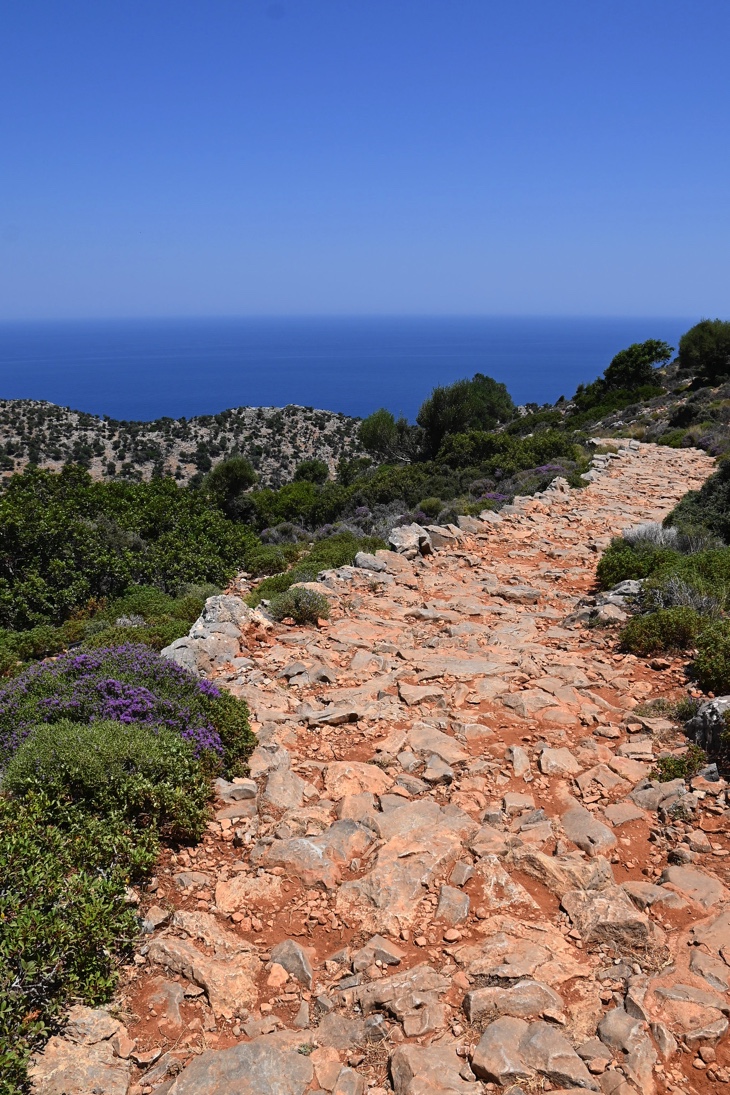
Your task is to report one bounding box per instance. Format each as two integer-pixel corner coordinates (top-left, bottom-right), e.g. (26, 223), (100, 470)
(0, 400), (365, 486)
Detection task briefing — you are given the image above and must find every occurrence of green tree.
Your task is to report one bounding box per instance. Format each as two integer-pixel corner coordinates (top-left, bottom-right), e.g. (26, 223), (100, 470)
(359, 408), (399, 455)
(416, 374), (515, 458)
(602, 339), (673, 390)
(293, 458), (329, 484)
(205, 456), (257, 518)
(678, 319), (730, 384)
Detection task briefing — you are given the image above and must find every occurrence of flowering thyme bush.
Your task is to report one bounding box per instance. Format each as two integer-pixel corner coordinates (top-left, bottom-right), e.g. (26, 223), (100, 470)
(0, 643), (253, 775)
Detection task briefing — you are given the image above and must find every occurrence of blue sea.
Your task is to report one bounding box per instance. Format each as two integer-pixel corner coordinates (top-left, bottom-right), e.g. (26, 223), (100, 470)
(0, 316), (696, 422)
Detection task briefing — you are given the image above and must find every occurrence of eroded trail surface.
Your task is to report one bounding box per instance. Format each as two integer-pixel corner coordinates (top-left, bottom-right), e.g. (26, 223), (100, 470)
(36, 441), (730, 1095)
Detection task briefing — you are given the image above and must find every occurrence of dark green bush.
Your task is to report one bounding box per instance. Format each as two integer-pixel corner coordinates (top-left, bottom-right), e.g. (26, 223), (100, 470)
(269, 586), (330, 624)
(668, 460), (730, 544)
(0, 466), (256, 630)
(2, 720), (210, 841)
(693, 619), (730, 694)
(293, 459), (329, 484)
(596, 538), (680, 588)
(619, 607), (701, 655)
(678, 319), (730, 384)
(417, 373), (515, 458)
(0, 792), (157, 1092)
(245, 545), (292, 577)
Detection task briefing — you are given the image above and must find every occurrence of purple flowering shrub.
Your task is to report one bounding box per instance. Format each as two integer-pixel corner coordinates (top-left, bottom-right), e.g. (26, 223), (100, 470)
(0, 644), (254, 775)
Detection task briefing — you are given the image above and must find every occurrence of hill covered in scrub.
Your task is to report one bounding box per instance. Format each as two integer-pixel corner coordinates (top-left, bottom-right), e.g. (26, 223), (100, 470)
(0, 400), (364, 486)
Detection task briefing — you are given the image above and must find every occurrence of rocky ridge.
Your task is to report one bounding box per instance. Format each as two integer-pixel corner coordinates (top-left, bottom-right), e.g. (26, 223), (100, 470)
(0, 399), (363, 485)
(31, 439), (730, 1095)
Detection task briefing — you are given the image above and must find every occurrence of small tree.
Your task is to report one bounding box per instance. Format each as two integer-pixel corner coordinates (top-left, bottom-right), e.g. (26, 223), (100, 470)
(416, 374), (515, 458)
(678, 319), (730, 384)
(359, 409), (399, 455)
(205, 456), (257, 518)
(602, 339), (673, 390)
(293, 459), (329, 484)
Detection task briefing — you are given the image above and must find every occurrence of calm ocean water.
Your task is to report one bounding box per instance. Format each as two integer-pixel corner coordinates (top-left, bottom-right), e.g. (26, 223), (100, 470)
(0, 316), (695, 422)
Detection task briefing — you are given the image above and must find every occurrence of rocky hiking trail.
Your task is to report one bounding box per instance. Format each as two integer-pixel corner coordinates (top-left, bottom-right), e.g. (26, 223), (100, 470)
(34, 439), (730, 1095)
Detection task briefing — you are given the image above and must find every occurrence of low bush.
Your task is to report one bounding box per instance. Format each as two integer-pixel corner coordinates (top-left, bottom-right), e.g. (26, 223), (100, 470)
(2, 719), (210, 842)
(0, 792), (157, 1092)
(619, 607), (702, 655)
(0, 644), (254, 776)
(269, 586), (330, 625)
(650, 744), (707, 783)
(693, 620), (730, 695)
(596, 538), (679, 588)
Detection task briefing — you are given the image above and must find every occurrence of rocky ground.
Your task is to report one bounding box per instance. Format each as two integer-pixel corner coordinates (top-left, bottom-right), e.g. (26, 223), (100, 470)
(34, 439), (730, 1095)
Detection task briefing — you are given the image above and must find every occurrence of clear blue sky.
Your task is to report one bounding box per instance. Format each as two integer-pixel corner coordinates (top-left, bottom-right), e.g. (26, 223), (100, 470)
(1, 0), (728, 319)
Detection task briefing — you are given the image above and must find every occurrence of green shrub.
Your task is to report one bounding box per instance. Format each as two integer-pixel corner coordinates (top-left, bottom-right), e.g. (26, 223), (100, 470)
(650, 744), (706, 783)
(596, 538), (680, 588)
(2, 720), (210, 841)
(619, 607), (701, 655)
(81, 618), (190, 652)
(417, 373), (515, 458)
(269, 586), (330, 625)
(245, 545), (290, 577)
(247, 533), (385, 606)
(693, 619), (730, 694)
(0, 792), (157, 1092)
(293, 459), (329, 484)
(204, 688), (255, 778)
(678, 319), (730, 384)
(418, 497), (442, 518)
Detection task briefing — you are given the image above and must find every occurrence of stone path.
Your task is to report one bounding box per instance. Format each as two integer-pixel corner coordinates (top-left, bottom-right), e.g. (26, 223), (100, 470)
(34, 440), (730, 1095)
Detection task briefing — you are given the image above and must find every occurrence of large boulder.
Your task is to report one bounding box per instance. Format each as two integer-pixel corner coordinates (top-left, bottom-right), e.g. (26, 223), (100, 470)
(162, 594), (266, 676)
(388, 523), (433, 558)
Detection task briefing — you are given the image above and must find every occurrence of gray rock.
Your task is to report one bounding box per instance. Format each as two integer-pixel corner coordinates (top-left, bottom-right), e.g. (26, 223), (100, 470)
(598, 1007), (657, 1089)
(436, 884), (470, 925)
(354, 551), (387, 572)
(332, 1067), (366, 1095)
(390, 1044), (482, 1093)
(270, 939), (314, 988)
(471, 1017), (532, 1085)
(659, 864), (728, 908)
(29, 1007), (131, 1095)
(561, 885), (651, 948)
(351, 934), (405, 972)
(464, 980), (565, 1023)
(511, 847), (613, 895)
(167, 1032), (314, 1094)
(389, 523), (433, 558)
(562, 805), (616, 856)
(520, 1020), (598, 1090)
(262, 768), (306, 810)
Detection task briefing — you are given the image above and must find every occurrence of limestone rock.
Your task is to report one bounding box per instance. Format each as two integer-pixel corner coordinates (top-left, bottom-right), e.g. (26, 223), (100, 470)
(167, 1032), (314, 1094)
(561, 886), (651, 948)
(390, 1044), (482, 1093)
(29, 1007), (131, 1095)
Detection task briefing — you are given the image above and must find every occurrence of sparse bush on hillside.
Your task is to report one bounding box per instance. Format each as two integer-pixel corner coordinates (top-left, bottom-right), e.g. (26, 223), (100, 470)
(268, 586), (330, 625)
(293, 458), (330, 484)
